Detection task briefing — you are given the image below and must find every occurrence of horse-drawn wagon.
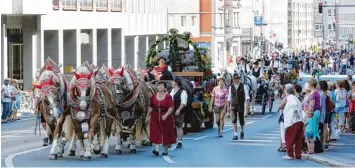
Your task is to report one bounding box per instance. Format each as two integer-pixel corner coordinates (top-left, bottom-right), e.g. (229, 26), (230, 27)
(144, 28), (216, 133)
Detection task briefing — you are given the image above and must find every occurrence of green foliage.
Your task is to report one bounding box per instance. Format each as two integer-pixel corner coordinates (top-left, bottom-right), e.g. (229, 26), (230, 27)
(145, 28), (205, 71)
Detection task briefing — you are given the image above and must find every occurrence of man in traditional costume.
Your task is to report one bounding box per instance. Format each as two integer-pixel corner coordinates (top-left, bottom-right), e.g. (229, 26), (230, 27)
(236, 57), (251, 75)
(227, 74), (250, 140)
(170, 78), (188, 148)
(251, 60), (263, 79)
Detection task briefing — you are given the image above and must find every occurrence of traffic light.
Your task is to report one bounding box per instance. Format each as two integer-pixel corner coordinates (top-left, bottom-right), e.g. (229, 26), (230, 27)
(319, 3), (323, 13)
(333, 22), (336, 29)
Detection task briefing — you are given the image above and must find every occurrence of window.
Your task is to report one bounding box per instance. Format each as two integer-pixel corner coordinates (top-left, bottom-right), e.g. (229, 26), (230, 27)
(191, 16), (196, 26)
(181, 16), (186, 26)
(328, 24), (332, 30)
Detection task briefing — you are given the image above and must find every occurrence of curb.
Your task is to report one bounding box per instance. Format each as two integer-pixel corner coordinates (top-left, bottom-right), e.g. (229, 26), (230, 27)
(302, 154), (354, 167)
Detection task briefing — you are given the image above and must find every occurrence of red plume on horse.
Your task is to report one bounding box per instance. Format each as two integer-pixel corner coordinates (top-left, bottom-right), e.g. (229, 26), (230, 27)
(33, 76), (54, 89)
(73, 71), (93, 79)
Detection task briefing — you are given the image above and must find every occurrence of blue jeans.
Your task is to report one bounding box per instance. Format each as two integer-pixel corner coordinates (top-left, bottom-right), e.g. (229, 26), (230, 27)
(2, 102), (11, 120)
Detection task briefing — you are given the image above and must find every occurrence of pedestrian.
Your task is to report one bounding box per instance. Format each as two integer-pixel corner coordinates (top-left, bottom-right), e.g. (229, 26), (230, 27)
(209, 76), (228, 137)
(305, 78), (322, 153)
(334, 80), (348, 133)
(2, 78), (13, 123)
(11, 79), (21, 121)
(343, 79), (351, 132)
(294, 84), (304, 102)
(146, 81), (176, 156)
(170, 78), (188, 148)
(319, 80), (331, 149)
(348, 82), (355, 133)
(282, 84), (303, 159)
(227, 73), (250, 140)
(277, 93), (287, 152)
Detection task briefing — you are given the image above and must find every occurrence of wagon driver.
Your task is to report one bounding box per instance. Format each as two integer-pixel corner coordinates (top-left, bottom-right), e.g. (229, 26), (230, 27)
(238, 57), (251, 75)
(228, 73), (250, 140)
(170, 78), (188, 148)
(154, 56), (173, 80)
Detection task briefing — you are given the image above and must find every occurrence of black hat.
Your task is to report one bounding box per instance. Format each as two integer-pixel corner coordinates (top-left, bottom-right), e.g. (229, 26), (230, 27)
(240, 57), (246, 61)
(156, 56), (167, 64)
(173, 77), (182, 87)
(233, 73), (241, 79)
(253, 61), (259, 65)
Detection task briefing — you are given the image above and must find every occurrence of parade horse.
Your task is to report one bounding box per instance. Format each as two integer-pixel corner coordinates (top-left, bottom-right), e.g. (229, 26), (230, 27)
(67, 61), (112, 160)
(33, 58), (74, 160)
(235, 66), (258, 116)
(109, 65), (152, 154)
(219, 68), (233, 88)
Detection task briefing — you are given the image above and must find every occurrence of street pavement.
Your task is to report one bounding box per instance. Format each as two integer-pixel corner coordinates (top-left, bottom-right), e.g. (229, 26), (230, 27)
(303, 133), (355, 167)
(1, 103), (323, 167)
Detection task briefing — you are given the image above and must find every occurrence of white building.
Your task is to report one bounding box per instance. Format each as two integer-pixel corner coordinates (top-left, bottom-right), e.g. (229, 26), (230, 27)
(287, 0), (315, 49)
(313, 0), (336, 44)
(1, 0), (167, 89)
(264, 0), (288, 48)
(167, 0), (200, 38)
(336, 0), (355, 49)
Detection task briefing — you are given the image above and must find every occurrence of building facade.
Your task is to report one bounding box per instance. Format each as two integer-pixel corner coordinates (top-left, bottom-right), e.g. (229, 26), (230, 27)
(287, 0), (315, 49)
(1, 0), (167, 89)
(264, 0), (288, 49)
(313, 0), (336, 45)
(336, 0), (355, 49)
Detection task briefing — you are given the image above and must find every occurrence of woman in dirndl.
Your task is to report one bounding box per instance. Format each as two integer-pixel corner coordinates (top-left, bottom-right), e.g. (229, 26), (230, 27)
(146, 81), (176, 156)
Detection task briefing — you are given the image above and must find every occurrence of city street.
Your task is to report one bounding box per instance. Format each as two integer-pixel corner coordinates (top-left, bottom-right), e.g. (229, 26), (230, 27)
(1, 105), (321, 167)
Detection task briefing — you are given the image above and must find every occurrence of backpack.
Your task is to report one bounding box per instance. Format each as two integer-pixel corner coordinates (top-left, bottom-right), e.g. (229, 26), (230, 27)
(326, 95), (335, 113)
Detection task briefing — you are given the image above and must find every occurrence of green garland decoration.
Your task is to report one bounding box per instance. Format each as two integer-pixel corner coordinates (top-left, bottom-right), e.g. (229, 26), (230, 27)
(145, 29), (204, 71)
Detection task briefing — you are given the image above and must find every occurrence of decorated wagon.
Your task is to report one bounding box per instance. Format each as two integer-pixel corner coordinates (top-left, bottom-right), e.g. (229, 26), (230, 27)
(144, 28), (216, 132)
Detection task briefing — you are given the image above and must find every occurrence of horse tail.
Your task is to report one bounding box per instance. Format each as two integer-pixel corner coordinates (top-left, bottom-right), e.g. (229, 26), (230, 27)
(63, 114), (74, 141)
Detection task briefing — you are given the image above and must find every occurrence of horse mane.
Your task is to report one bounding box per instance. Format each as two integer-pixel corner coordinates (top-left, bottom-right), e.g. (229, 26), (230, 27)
(124, 64), (138, 82)
(40, 57), (61, 75)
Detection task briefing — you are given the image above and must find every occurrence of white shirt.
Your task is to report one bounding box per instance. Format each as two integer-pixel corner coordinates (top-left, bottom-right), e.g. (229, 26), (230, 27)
(170, 88), (188, 105)
(283, 95), (302, 129)
(227, 83), (250, 102)
(2, 85), (13, 102)
(271, 60), (280, 68)
(341, 58), (347, 65)
(167, 66), (172, 72)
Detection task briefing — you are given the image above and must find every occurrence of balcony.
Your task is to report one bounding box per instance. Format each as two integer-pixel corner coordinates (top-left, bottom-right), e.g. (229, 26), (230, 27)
(112, 0), (123, 11)
(11, 0), (52, 15)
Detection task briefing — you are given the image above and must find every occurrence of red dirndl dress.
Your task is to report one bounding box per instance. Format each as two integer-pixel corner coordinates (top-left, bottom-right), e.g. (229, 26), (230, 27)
(149, 93), (176, 146)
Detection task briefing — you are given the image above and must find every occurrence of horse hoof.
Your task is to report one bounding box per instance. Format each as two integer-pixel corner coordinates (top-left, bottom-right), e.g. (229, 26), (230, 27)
(83, 156), (91, 161)
(93, 149), (101, 155)
(49, 154), (58, 160)
(130, 149), (137, 153)
(58, 154), (63, 158)
(100, 153), (108, 158)
(115, 150), (122, 155)
(79, 155), (84, 160)
(68, 150), (75, 156)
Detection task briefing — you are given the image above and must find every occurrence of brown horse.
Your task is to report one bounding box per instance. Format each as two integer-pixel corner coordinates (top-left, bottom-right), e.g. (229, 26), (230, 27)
(34, 59), (74, 160)
(110, 65), (153, 154)
(68, 62), (108, 160)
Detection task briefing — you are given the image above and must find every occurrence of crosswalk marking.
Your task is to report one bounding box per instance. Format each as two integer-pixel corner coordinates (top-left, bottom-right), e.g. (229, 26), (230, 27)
(258, 133), (280, 136)
(252, 136), (280, 139)
(2, 134), (22, 139)
(232, 139), (279, 143)
(230, 143), (278, 146)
